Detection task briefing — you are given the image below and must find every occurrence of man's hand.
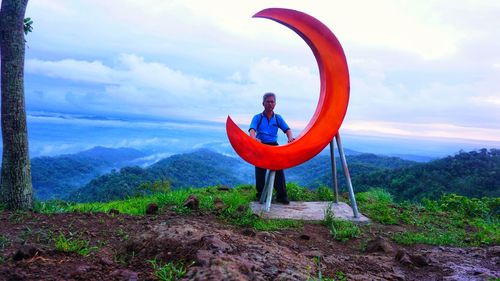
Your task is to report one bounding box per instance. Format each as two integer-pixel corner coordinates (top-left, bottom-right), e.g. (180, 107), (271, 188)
(249, 129), (261, 142)
(287, 137), (295, 143)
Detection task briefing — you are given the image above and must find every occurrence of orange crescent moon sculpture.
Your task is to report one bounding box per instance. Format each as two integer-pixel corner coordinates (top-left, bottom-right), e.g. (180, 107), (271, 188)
(226, 8), (350, 170)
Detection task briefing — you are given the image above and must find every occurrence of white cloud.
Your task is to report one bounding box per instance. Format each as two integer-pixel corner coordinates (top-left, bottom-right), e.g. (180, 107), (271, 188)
(20, 0), (500, 145)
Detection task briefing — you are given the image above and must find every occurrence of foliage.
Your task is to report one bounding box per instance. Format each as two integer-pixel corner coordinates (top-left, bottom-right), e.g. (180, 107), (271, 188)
(147, 259), (192, 281)
(68, 149), (247, 203)
(23, 17), (33, 35)
(286, 182), (318, 201)
(54, 232), (98, 256)
(355, 149), (500, 201)
(323, 203), (360, 241)
(356, 189), (398, 224)
(0, 235), (11, 250)
(31, 147), (146, 200)
(316, 185), (334, 201)
(357, 189), (499, 246)
(288, 153), (416, 189)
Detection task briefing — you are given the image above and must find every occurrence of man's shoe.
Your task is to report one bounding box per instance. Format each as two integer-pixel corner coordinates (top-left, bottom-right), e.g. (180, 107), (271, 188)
(276, 197), (290, 205)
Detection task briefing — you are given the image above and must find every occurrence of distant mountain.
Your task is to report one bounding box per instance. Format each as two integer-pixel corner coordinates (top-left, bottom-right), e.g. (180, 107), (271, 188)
(32, 147), (146, 200)
(68, 149), (418, 203)
(388, 153), (435, 163)
(354, 148), (500, 200)
(69, 149), (251, 202)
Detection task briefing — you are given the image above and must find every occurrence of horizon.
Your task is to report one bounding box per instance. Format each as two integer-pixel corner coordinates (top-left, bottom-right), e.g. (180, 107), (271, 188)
(2, 0), (499, 158)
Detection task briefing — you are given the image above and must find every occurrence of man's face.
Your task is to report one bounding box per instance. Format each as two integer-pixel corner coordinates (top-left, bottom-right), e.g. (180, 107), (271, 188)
(263, 96), (276, 112)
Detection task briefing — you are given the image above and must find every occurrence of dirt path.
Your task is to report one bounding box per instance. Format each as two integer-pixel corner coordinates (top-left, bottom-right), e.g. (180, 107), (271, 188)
(0, 210), (498, 280)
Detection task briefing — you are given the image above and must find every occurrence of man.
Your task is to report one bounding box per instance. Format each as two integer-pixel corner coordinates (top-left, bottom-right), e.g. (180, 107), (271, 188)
(249, 92), (295, 204)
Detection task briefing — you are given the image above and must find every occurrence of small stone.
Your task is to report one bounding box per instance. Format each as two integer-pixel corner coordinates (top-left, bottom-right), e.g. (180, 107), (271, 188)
(13, 245), (40, 261)
(366, 236), (395, 254)
(145, 203), (159, 215)
(76, 265), (92, 274)
(410, 254), (431, 267)
(395, 250), (412, 266)
(241, 229), (256, 237)
(183, 195), (199, 210)
(235, 205), (248, 214)
(100, 256), (114, 266)
(213, 198), (226, 214)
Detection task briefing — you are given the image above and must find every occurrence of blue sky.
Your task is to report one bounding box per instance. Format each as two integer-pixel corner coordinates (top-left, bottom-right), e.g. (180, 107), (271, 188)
(9, 0), (500, 156)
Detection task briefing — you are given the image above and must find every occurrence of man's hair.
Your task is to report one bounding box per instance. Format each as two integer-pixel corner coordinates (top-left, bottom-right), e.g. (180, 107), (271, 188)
(262, 92), (276, 103)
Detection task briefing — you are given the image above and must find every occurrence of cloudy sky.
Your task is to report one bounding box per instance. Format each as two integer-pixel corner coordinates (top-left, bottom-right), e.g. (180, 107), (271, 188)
(15, 0), (500, 150)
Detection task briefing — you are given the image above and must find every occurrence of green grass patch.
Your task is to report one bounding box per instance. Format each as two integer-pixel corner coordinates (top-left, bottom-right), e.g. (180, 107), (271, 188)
(54, 232), (98, 256)
(0, 235), (11, 250)
(357, 189), (499, 246)
(323, 203), (360, 242)
(356, 188), (398, 224)
(147, 259), (192, 281)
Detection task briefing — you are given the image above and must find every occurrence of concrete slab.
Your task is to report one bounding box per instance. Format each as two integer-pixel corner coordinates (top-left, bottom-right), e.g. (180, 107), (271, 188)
(250, 201), (370, 223)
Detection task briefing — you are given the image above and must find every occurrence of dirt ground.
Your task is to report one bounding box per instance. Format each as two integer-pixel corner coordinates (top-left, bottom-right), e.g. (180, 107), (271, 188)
(0, 208), (498, 281)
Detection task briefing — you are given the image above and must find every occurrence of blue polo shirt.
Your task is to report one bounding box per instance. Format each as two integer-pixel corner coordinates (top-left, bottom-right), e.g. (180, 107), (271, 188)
(249, 112), (290, 143)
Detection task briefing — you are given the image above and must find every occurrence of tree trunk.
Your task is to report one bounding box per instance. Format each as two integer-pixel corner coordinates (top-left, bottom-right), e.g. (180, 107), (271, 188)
(0, 0), (33, 210)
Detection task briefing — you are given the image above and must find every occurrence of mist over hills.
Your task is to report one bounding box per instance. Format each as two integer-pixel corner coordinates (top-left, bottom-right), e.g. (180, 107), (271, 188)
(30, 145), (500, 203)
(31, 146), (147, 200)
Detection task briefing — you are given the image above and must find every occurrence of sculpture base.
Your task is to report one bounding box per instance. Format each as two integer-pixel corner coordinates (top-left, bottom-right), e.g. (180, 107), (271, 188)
(250, 201), (370, 223)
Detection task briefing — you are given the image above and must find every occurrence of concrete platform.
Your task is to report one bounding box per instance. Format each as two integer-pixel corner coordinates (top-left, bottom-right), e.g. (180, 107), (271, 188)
(250, 201), (370, 223)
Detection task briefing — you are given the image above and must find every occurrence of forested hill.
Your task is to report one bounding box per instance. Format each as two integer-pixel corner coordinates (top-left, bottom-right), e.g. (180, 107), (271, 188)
(354, 148), (500, 201)
(31, 147), (146, 200)
(69, 149), (249, 202)
(288, 153), (416, 188)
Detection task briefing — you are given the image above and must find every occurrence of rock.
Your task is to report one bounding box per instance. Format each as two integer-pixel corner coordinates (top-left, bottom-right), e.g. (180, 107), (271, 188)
(410, 254), (431, 267)
(213, 198), (226, 214)
(235, 205), (248, 215)
(145, 203), (159, 215)
(100, 256), (114, 266)
(256, 231), (275, 242)
(183, 195), (199, 210)
(13, 245), (40, 261)
(241, 228), (256, 237)
(202, 235), (233, 253)
(395, 250), (412, 266)
(108, 208), (120, 215)
(110, 269), (139, 281)
(365, 236), (395, 254)
(75, 265), (93, 274)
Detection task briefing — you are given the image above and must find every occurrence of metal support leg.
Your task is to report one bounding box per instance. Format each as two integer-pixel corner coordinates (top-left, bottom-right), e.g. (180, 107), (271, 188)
(259, 170), (275, 212)
(335, 132), (360, 218)
(329, 140), (339, 203)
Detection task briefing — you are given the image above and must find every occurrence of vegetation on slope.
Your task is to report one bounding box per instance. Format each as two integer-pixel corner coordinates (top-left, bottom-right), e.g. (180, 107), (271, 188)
(354, 149), (500, 200)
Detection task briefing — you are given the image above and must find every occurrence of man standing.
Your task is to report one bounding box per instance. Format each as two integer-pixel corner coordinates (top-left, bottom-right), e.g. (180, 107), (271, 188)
(249, 92), (295, 204)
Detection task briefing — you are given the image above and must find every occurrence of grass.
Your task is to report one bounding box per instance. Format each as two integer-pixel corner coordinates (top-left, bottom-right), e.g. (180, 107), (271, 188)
(54, 232), (98, 256)
(32, 184), (499, 247)
(147, 259), (192, 281)
(358, 188), (499, 246)
(323, 203), (360, 242)
(0, 235), (11, 250)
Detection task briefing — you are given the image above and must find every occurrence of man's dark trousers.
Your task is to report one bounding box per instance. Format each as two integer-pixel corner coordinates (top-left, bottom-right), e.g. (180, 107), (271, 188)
(255, 142), (288, 200)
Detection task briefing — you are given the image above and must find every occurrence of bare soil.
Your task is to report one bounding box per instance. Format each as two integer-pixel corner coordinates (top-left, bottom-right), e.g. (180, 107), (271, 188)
(0, 208), (498, 280)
